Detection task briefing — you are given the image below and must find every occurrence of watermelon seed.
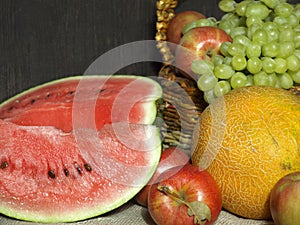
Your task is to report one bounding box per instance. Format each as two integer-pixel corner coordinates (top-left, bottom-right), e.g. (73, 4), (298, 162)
(30, 99), (35, 104)
(75, 163), (82, 175)
(84, 163), (92, 172)
(99, 89), (106, 93)
(1, 161), (8, 169)
(67, 91), (75, 96)
(64, 168), (69, 177)
(48, 170), (56, 179)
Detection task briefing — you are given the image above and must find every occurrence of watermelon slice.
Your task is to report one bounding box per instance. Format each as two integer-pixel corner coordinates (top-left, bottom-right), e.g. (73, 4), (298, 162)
(0, 75), (162, 132)
(0, 75), (163, 223)
(0, 120), (161, 223)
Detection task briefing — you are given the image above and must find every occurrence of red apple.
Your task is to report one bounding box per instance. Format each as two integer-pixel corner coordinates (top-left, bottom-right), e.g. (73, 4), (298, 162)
(175, 26), (232, 80)
(167, 10), (206, 53)
(270, 171), (300, 225)
(134, 146), (189, 207)
(148, 164), (222, 225)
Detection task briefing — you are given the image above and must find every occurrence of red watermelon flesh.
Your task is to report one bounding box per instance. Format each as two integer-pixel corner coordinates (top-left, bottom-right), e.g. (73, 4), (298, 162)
(0, 119), (161, 223)
(0, 75), (162, 132)
(0, 75), (163, 223)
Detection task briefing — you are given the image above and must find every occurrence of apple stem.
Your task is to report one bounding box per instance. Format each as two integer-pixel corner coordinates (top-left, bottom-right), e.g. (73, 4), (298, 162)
(157, 185), (211, 225)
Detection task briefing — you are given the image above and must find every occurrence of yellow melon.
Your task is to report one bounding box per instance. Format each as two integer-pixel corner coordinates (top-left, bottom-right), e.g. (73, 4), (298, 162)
(191, 86), (300, 220)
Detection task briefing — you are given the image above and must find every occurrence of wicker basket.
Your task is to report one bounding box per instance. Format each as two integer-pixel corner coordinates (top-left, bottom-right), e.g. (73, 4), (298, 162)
(155, 0), (300, 152)
(155, 0), (206, 151)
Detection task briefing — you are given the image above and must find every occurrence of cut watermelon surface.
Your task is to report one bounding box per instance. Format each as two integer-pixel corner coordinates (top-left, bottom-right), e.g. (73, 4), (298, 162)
(0, 75), (162, 132)
(0, 75), (163, 223)
(0, 120), (161, 223)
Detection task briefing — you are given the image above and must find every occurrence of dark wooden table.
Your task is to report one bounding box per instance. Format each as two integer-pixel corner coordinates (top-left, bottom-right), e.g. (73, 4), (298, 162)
(0, 0), (162, 103)
(1, 0), (298, 103)
(0, 0), (228, 103)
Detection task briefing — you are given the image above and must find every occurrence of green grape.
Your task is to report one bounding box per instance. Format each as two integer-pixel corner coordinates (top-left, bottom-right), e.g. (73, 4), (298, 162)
(274, 58), (287, 74)
(290, 70), (300, 84)
(277, 72), (293, 89)
(247, 57), (262, 74)
(214, 64), (235, 79)
(223, 56), (233, 66)
(268, 73), (278, 87)
(230, 26), (247, 38)
(247, 24), (262, 40)
(233, 34), (251, 46)
(274, 2), (294, 17)
(220, 42), (232, 57)
(252, 28), (268, 45)
(260, 0), (280, 9)
(219, 0), (236, 12)
(277, 23), (293, 31)
(230, 72), (247, 89)
(261, 40), (279, 58)
(232, 54), (247, 71)
(245, 2), (271, 20)
(294, 31), (300, 49)
(191, 59), (214, 75)
(246, 41), (262, 58)
(197, 73), (218, 91)
(294, 49), (300, 60)
(218, 20), (232, 34)
(211, 55), (225, 66)
(263, 21), (278, 31)
(245, 74), (254, 86)
(262, 21), (280, 41)
(221, 13), (241, 27)
(236, 0), (253, 16)
(262, 57), (276, 74)
(182, 18), (217, 34)
(208, 0), (299, 99)
(278, 27), (295, 42)
(254, 71), (270, 86)
(267, 28), (279, 42)
(273, 16), (289, 26)
(182, 21), (198, 35)
(277, 41), (295, 59)
(246, 16), (263, 27)
(286, 54), (300, 72)
(227, 43), (246, 56)
(287, 14), (299, 28)
(294, 4), (300, 20)
(214, 80), (231, 97)
(203, 89), (216, 104)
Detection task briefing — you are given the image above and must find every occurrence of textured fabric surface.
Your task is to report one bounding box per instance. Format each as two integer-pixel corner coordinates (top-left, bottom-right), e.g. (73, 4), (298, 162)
(0, 201), (275, 225)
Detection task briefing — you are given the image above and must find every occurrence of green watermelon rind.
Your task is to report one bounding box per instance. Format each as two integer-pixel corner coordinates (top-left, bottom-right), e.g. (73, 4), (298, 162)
(0, 75), (163, 223)
(0, 75), (163, 127)
(0, 126), (162, 223)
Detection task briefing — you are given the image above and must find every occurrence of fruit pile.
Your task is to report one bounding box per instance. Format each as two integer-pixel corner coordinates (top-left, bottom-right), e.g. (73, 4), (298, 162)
(170, 0), (300, 103)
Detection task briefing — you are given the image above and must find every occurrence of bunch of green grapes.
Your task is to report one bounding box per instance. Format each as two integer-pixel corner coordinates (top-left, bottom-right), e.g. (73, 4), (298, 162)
(187, 0), (300, 103)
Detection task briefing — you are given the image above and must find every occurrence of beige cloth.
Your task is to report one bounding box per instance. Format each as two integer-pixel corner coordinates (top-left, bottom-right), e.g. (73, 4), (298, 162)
(0, 201), (274, 225)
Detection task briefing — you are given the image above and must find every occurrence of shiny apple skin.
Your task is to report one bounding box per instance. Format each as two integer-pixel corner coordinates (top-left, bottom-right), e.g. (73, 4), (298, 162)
(148, 164), (222, 225)
(134, 146), (189, 207)
(175, 26), (232, 80)
(167, 10), (206, 53)
(270, 171), (300, 225)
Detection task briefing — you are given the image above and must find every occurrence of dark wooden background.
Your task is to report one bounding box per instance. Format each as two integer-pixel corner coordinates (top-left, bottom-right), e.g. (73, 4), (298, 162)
(1, 0), (297, 103)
